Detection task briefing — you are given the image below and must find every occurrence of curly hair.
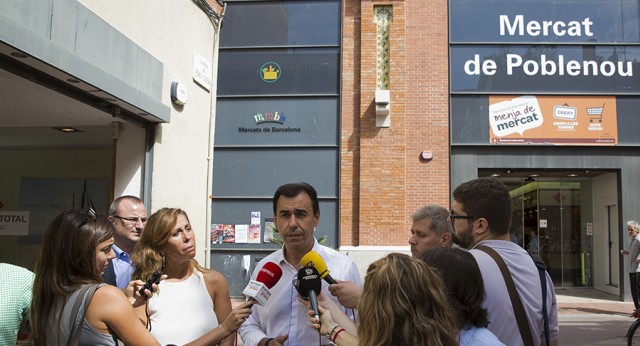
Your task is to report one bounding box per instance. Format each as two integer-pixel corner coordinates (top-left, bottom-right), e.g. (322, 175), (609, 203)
(31, 209), (114, 345)
(131, 208), (202, 282)
(356, 253), (459, 346)
(421, 247), (489, 330)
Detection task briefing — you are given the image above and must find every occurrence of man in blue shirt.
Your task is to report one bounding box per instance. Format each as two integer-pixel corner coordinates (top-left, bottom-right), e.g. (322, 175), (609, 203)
(104, 195), (148, 289)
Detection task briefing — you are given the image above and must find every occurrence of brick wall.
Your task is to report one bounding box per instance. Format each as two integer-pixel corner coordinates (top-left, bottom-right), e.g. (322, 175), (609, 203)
(341, 0), (450, 246)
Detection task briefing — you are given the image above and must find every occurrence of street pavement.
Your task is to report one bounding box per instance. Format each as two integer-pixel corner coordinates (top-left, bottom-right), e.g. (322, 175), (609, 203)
(557, 288), (636, 346)
(232, 288), (637, 345)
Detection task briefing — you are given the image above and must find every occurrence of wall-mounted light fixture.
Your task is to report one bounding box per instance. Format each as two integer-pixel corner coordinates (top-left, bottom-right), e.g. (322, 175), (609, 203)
(375, 90), (390, 127)
(420, 151), (433, 161)
(52, 127), (81, 133)
(171, 81), (188, 106)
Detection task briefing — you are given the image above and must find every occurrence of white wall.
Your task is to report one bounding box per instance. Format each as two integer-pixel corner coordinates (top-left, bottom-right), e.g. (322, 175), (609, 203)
(113, 122), (146, 198)
(340, 246), (411, 281)
(80, 0), (217, 265)
(592, 173), (620, 296)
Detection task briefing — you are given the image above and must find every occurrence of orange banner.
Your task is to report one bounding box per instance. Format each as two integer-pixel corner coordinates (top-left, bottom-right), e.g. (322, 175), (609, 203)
(489, 95), (617, 145)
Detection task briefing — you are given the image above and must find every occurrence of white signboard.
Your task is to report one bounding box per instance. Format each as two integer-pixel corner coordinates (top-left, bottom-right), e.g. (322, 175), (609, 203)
(0, 211), (30, 235)
(539, 219), (547, 228)
(193, 51), (212, 91)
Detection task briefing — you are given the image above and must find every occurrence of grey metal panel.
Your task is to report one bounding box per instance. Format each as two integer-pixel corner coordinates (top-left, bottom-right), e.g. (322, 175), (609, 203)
(212, 148), (338, 197)
(0, 0), (169, 121)
(50, 0), (78, 52)
(450, 145), (640, 196)
(74, 6), (164, 99)
(0, 0), (52, 38)
(215, 98), (339, 146)
(220, 0), (341, 48)
(217, 48), (340, 96)
(209, 250), (275, 298)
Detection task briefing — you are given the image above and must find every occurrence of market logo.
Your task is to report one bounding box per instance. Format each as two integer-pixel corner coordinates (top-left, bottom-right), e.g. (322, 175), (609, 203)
(489, 95), (543, 137)
(254, 112), (286, 124)
(259, 62), (281, 83)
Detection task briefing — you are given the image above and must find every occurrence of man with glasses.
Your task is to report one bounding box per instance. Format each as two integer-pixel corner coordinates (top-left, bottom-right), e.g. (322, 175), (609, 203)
(450, 178), (558, 346)
(104, 195), (148, 289)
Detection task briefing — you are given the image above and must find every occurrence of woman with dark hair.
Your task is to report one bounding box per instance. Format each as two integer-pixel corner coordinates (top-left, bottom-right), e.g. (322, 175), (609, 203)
(131, 207), (251, 346)
(421, 247), (504, 346)
(31, 209), (251, 346)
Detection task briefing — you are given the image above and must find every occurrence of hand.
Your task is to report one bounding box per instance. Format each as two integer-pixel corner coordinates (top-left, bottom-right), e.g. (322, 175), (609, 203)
(622, 250), (630, 256)
(270, 335), (288, 346)
(328, 280), (362, 309)
(221, 300), (255, 333)
(308, 304), (334, 336)
(126, 274), (168, 307)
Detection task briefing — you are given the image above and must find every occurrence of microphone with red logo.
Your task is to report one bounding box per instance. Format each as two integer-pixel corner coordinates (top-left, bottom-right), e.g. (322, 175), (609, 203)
(300, 251), (337, 285)
(242, 262), (283, 306)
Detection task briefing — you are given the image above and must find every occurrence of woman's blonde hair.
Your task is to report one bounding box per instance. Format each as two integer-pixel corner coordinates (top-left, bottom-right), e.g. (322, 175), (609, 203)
(131, 208), (202, 281)
(357, 253), (459, 346)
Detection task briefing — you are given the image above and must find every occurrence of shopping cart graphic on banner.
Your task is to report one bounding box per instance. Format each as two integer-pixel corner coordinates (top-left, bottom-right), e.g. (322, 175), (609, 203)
(586, 103), (605, 123)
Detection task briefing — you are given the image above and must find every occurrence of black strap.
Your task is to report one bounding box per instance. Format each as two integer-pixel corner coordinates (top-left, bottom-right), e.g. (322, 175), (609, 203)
(531, 255), (550, 346)
(476, 246), (534, 346)
(68, 284), (101, 346)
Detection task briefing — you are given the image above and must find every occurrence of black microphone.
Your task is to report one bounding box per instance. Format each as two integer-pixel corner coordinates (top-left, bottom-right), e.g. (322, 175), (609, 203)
(297, 266), (322, 323)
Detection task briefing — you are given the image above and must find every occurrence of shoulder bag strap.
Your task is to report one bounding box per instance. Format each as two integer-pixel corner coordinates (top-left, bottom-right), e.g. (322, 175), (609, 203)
(67, 284), (101, 346)
(530, 254), (550, 346)
(476, 245), (534, 346)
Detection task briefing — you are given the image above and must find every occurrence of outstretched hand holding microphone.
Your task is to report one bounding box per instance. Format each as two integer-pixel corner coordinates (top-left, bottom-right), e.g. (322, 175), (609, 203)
(243, 261), (283, 305)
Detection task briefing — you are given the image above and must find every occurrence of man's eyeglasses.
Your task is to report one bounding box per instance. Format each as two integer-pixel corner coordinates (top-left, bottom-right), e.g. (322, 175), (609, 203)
(449, 210), (476, 228)
(114, 215), (148, 224)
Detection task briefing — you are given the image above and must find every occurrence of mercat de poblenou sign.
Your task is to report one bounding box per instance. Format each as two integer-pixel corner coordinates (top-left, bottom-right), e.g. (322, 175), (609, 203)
(238, 111), (301, 133)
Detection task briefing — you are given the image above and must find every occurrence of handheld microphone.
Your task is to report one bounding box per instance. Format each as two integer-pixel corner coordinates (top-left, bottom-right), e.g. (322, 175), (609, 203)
(300, 251), (337, 285)
(242, 262), (283, 306)
(296, 266), (322, 324)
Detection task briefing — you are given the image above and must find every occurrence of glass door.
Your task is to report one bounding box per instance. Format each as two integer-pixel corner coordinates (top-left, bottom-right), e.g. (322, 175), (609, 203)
(497, 174), (592, 288)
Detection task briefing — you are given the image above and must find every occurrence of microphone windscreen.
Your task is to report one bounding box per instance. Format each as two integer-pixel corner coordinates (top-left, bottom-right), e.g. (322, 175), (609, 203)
(256, 262), (283, 289)
(300, 251), (331, 280)
(297, 266), (322, 298)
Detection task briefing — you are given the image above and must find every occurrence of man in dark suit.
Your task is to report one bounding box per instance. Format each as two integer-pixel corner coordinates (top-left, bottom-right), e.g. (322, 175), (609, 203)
(104, 195), (147, 289)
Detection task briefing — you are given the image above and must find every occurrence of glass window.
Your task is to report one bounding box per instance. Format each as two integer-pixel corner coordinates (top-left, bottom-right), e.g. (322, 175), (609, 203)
(221, 1), (341, 47)
(450, 0), (640, 43)
(451, 45), (640, 94)
(212, 148), (339, 196)
(217, 48), (340, 96)
(215, 98), (339, 146)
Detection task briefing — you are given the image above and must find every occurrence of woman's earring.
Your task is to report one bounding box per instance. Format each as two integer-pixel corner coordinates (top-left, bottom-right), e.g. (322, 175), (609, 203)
(161, 253), (166, 268)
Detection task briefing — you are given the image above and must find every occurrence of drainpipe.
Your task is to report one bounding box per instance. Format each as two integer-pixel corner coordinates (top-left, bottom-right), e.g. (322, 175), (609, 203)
(203, 3), (226, 268)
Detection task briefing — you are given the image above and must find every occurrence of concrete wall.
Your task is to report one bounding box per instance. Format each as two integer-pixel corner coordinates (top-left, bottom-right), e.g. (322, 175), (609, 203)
(80, 0), (218, 266)
(592, 173), (619, 296)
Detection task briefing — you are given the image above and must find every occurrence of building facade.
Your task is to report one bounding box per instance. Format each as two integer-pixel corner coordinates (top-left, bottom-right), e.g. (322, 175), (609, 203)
(2, 0), (639, 302)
